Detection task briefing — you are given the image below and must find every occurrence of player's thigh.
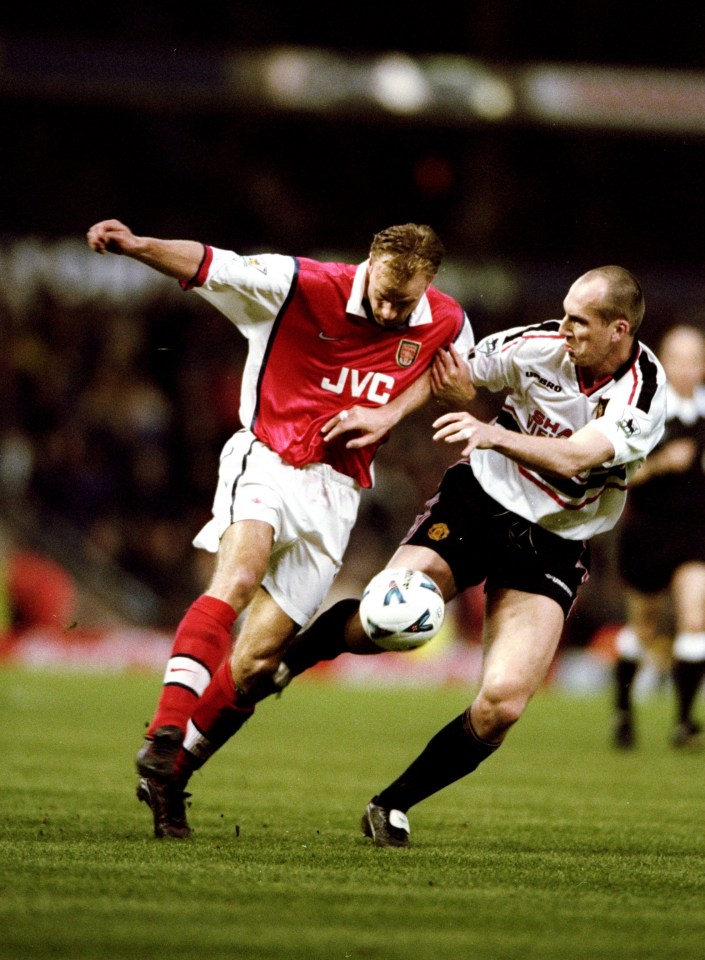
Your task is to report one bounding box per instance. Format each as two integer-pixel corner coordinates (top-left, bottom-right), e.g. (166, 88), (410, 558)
(208, 519), (274, 601)
(623, 587), (666, 645)
(480, 588), (565, 701)
(671, 561), (705, 632)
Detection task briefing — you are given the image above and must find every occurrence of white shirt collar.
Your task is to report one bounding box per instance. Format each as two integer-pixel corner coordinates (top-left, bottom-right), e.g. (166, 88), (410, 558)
(346, 259), (433, 326)
(666, 382), (705, 423)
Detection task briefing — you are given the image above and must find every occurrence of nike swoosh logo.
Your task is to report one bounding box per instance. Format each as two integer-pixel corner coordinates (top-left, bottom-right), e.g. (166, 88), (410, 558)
(319, 332), (344, 341)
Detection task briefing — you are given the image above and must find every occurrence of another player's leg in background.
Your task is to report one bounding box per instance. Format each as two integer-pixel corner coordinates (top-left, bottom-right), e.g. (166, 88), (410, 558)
(670, 564), (705, 749)
(612, 589), (669, 750)
(671, 632), (705, 747)
(612, 626), (643, 750)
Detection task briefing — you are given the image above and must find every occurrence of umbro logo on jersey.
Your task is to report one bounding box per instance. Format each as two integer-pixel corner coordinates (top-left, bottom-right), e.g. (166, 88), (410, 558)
(526, 370), (562, 392)
(319, 332), (344, 341)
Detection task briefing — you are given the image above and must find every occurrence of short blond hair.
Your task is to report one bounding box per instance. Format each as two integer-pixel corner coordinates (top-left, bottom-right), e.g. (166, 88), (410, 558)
(369, 224), (445, 283)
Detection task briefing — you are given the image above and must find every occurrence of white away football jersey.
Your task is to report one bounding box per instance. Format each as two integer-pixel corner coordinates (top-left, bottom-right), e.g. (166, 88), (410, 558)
(468, 319), (667, 539)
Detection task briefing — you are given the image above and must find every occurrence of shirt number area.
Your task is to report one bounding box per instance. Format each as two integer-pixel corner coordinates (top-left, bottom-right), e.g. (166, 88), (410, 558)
(321, 366), (395, 404)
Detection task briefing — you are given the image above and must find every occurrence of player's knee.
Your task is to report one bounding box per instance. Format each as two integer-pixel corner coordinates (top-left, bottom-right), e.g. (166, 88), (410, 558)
(212, 564), (262, 609)
(474, 681), (527, 735)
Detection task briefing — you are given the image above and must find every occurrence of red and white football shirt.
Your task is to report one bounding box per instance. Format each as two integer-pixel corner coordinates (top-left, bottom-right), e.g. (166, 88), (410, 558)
(184, 247), (474, 487)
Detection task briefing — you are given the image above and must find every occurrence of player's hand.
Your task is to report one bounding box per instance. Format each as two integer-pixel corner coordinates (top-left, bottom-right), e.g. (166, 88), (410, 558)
(430, 344), (475, 407)
(432, 410), (494, 455)
(321, 405), (394, 449)
(86, 219), (137, 255)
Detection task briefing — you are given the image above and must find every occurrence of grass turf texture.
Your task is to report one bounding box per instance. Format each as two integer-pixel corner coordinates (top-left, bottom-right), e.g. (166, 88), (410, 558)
(2, 666), (704, 960)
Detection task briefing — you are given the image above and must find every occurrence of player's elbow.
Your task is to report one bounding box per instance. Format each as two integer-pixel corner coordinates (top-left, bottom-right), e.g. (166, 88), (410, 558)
(552, 454), (589, 479)
(557, 435), (614, 478)
(549, 453), (598, 480)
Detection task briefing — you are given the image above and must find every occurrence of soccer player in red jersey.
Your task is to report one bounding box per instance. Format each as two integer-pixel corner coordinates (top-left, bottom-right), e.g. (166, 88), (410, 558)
(86, 218), (474, 837)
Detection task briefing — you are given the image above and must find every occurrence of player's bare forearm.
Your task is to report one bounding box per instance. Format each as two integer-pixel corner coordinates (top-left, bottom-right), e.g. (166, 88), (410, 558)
(86, 219), (204, 281)
(386, 369), (432, 421)
(321, 371), (432, 449)
(432, 411), (615, 478)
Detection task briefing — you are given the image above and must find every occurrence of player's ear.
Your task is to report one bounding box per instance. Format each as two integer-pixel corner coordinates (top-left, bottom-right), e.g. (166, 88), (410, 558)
(612, 317), (630, 341)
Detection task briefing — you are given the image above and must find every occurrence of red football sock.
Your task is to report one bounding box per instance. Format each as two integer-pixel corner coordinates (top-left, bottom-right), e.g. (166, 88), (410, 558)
(147, 595), (237, 737)
(172, 661), (255, 782)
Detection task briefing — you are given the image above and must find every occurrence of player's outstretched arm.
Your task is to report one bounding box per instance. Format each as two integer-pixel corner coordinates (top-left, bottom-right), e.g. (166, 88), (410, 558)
(433, 411), (615, 479)
(86, 219), (205, 282)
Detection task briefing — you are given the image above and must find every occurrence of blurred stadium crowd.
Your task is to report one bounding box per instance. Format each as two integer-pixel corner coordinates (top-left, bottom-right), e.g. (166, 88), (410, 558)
(0, 270), (253, 621)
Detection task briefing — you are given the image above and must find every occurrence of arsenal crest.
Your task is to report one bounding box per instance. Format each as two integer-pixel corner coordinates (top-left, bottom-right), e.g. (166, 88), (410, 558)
(396, 339), (421, 368)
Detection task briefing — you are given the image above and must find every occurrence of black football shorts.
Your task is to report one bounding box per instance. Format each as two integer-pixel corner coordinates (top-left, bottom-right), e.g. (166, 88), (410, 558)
(617, 509), (705, 593)
(402, 460), (590, 618)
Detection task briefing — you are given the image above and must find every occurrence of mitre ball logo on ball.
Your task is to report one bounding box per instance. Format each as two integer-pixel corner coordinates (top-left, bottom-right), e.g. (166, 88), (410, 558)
(359, 568), (445, 651)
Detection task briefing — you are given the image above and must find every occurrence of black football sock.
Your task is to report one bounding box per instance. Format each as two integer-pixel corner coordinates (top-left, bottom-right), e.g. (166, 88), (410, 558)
(373, 710), (500, 813)
(614, 658), (638, 713)
(672, 659), (705, 724)
(283, 598), (361, 679)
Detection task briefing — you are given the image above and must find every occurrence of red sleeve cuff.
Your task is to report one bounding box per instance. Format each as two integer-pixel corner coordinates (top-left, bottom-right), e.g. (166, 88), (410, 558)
(180, 244), (213, 290)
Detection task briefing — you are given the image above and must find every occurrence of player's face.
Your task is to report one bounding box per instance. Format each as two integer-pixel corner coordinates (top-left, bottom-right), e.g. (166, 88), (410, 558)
(365, 258), (431, 328)
(659, 327), (705, 397)
(559, 278), (625, 371)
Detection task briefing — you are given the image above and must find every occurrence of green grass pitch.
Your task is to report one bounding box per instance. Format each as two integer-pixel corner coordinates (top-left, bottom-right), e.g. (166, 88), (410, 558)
(2, 664), (704, 960)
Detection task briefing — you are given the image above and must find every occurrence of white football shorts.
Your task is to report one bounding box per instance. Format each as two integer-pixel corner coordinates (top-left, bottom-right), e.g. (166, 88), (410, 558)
(193, 430), (361, 627)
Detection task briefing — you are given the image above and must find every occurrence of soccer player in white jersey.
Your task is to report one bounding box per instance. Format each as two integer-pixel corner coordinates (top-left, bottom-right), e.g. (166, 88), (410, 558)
(86, 218), (474, 838)
(277, 265), (667, 847)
